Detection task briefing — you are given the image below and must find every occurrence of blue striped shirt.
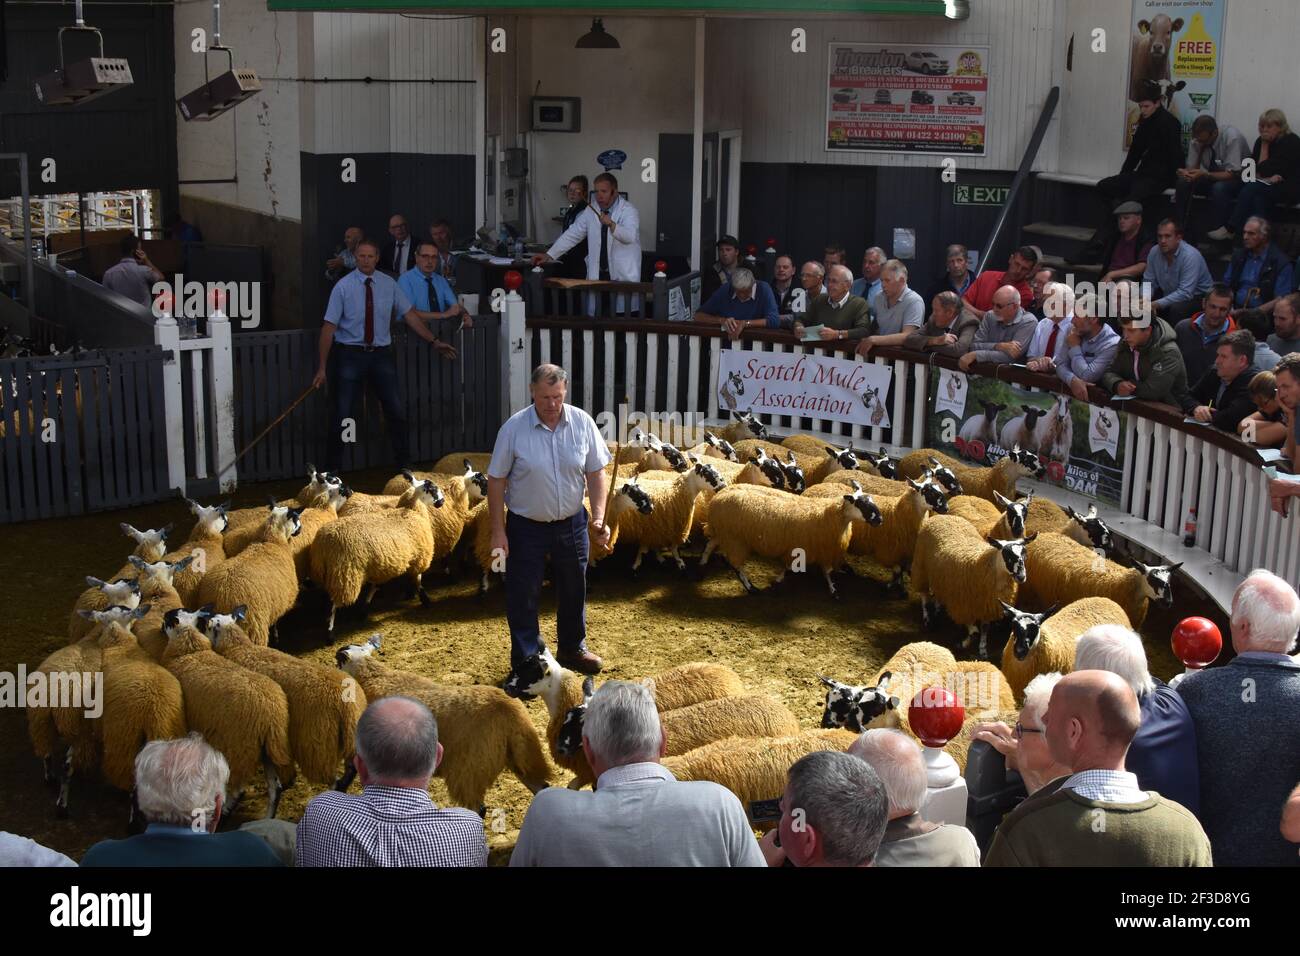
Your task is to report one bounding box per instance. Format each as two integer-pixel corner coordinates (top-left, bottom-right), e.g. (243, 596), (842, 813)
(489, 404), (611, 522)
(323, 268), (414, 347)
(397, 267), (457, 314)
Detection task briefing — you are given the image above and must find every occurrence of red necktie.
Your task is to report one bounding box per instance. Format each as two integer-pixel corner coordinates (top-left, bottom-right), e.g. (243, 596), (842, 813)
(364, 277), (375, 345)
(1044, 323), (1060, 360)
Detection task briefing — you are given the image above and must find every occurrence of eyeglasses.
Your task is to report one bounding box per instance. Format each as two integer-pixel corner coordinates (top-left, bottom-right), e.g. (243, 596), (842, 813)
(1014, 721), (1043, 740)
(993, 301), (1015, 309)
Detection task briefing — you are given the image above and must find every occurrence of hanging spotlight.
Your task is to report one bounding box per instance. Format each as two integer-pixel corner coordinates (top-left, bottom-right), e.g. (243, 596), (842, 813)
(34, 0), (134, 107)
(575, 19), (620, 50)
(176, 0), (261, 122)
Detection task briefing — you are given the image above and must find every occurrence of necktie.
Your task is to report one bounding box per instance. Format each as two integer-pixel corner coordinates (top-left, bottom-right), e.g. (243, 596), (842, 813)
(599, 208), (611, 280)
(1132, 349), (1140, 382)
(1045, 323), (1060, 360)
(364, 277), (375, 345)
(426, 276), (437, 312)
(394, 241), (404, 273)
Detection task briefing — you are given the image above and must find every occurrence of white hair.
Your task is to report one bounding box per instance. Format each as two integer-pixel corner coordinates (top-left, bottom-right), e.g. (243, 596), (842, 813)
(731, 267), (756, 291)
(996, 285), (1022, 307)
(1075, 624), (1156, 698)
(864, 246), (886, 262)
(848, 728), (927, 816)
(134, 732), (229, 827)
(1232, 568), (1300, 653)
(583, 680), (662, 767)
(1042, 281), (1076, 320)
(829, 264), (854, 284)
(1021, 672), (1064, 728)
(882, 259), (909, 281)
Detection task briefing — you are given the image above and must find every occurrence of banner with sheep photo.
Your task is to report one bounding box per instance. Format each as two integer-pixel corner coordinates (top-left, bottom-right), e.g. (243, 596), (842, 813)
(925, 369), (1128, 507)
(1123, 0), (1226, 153)
(716, 347), (894, 429)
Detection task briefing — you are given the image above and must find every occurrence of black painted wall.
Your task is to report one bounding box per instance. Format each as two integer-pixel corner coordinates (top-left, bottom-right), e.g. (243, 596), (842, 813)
(300, 151), (476, 326)
(0, 2), (176, 206)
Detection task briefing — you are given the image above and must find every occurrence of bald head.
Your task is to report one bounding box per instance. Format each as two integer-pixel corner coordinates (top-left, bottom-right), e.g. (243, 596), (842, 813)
(355, 695), (441, 786)
(1044, 670), (1140, 772)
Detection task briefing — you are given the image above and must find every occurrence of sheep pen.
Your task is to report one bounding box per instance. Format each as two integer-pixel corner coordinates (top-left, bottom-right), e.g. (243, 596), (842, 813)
(0, 464), (1218, 865)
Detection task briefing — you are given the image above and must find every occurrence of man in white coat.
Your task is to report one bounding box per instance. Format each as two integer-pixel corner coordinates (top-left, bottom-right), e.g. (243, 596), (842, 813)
(532, 172), (642, 315)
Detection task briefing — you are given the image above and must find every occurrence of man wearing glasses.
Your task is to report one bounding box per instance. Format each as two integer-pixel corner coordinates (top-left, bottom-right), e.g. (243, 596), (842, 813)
(957, 285), (1037, 370)
(398, 241), (473, 331)
(972, 672), (1070, 795)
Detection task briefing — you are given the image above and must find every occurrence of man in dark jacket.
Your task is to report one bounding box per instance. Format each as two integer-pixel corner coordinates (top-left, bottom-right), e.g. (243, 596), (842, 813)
(1081, 81), (1183, 260)
(1099, 313), (1192, 408)
(1221, 216), (1295, 312)
(1174, 283), (1237, 384)
(903, 290), (980, 358)
(702, 235), (742, 302)
(1182, 330), (1260, 431)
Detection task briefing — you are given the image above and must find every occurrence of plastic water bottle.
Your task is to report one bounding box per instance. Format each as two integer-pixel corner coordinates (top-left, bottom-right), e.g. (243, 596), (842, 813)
(1182, 507), (1197, 547)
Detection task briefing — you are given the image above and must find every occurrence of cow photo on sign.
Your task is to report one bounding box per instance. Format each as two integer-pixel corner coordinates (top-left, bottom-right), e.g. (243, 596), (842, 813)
(716, 349), (893, 429)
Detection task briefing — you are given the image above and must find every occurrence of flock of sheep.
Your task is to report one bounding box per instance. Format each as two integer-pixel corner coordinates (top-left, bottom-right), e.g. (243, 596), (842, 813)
(24, 409), (1185, 832)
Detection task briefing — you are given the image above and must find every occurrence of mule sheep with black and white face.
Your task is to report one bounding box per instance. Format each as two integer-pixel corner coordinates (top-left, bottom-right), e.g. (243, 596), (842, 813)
(1022, 532), (1178, 630)
(997, 596), (1131, 701)
(819, 673), (899, 731)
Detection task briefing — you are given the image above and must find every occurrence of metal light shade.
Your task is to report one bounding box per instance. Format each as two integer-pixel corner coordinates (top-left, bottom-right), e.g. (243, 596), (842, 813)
(575, 18), (619, 49)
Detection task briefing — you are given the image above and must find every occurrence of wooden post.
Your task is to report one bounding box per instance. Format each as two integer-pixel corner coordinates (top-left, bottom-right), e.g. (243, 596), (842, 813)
(154, 313), (187, 494)
(503, 285), (528, 417)
(207, 312), (237, 492)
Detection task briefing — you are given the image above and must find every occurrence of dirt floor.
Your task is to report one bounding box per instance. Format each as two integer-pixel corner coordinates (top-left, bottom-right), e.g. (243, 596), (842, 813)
(0, 467), (1225, 866)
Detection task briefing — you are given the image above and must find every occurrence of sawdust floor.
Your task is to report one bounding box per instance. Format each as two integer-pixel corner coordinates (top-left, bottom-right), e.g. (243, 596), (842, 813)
(0, 468), (1220, 866)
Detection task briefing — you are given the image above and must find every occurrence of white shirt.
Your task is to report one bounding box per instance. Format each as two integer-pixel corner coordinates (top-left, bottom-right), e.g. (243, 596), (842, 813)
(488, 404), (611, 522)
(829, 290), (851, 309)
(1061, 769), (1149, 805)
(548, 195), (642, 284)
(1028, 314), (1073, 364)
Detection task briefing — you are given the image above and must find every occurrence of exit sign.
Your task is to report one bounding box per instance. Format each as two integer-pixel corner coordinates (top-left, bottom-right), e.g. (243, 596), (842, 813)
(953, 184), (1010, 206)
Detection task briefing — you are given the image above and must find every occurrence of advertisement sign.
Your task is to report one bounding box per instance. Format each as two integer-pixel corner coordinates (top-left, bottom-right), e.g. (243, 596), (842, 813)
(1123, 2), (1227, 152)
(826, 43), (989, 155)
(925, 376), (1128, 506)
(717, 349), (894, 428)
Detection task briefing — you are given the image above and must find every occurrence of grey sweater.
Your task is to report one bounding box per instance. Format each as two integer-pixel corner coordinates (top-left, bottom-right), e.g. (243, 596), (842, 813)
(968, 308), (1038, 365)
(1177, 654), (1300, 866)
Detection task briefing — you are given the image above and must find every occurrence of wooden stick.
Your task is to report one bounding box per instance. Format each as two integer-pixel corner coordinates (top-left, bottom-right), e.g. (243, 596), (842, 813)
(597, 395), (628, 554)
(217, 382), (317, 478)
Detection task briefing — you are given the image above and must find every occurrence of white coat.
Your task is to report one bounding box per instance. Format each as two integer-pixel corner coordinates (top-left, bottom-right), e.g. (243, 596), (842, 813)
(547, 195), (642, 314)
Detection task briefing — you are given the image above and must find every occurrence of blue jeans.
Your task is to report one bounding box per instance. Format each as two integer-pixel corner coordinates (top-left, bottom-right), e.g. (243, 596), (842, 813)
(1230, 181), (1287, 232)
(328, 346), (408, 469)
(505, 510), (590, 667)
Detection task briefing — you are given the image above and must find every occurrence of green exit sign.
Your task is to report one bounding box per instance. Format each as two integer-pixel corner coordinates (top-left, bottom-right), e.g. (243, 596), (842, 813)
(953, 185), (1011, 206)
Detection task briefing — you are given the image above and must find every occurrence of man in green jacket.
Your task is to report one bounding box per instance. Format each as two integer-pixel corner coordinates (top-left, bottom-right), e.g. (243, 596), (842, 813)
(792, 265), (872, 343)
(1098, 313), (1192, 407)
(985, 670), (1212, 867)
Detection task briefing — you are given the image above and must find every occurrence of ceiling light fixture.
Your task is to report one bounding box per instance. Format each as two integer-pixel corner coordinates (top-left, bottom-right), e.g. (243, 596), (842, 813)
(575, 19), (620, 50)
(176, 0), (262, 122)
(34, 0), (134, 107)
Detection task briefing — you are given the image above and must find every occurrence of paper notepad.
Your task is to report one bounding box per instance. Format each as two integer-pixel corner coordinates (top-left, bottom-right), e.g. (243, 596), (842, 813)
(1256, 448), (1286, 463)
(800, 324), (827, 342)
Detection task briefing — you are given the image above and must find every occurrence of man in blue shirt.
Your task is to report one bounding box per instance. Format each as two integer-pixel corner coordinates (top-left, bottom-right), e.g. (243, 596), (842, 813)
(1142, 218), (1214, 324)
(398, 241), (473, 330)
(1222, 216), (1294, 312)
(851, 246), (886, 314)
(692, 268), (779, 340)
(313, 240), (457, 470)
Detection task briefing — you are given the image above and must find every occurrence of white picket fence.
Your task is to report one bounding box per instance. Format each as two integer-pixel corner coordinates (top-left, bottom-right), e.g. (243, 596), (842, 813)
(154, 313), (237, 494)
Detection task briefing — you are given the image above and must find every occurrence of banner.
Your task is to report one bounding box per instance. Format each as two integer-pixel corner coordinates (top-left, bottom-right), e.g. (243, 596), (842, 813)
(1123, 1), (1226, 153)
(925, 377), (1128, 507)
(717, 349), (894, 429)
(826, 43), (989, 155)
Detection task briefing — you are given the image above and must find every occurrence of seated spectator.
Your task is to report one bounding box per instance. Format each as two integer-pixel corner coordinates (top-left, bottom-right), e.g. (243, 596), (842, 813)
(1222, 217), (1294, 312)
(1269, 293), (1300, 356)
(1181, 329), (1259, 431)
(0, 831), (76, 867)
(855, 260), (925, 356)
(762, 751), (889, 868)
(297, 697), (487, 867)
(1234, 308), (1283, 370)
(398, 241), (472, 330)
(971, 672), (1072, 796)
(961, 246), (1037, 323)
(1142, 218), (1215, 324)
(697, 268), (779, 339)
(102, 235), (164, 308)
(957, 286), (1037, 371)
(1026, 266), (1058, 320)
(1174, 283), (1237, 383)
(1272, 354), (1300, 512)
(428, 218), (459, 285)
(823, 243), (847, 274)
(1025, 281), (1074, 371)
(799, 260), (827, 304)
(1238, 370), (1288, 447)
(792, 265), (871, 343)
(1178, 569), (1300, 866)
(1098, 202), (1155, 284)
(984, 670), (1212, 867)
(1079, 81), (1182, 261)
(851, 246), (886, 310)
(1045, 292), (1121, 400)
(326, 226), (363, 282)
(935, 243), (975, 299)
(848, 729), (980, 866)
(769, 255), (801, 313)
(1098, 312), (1192, 407)
(82, 733), (283, 867)
(902, 291), (979, 359)
(1074, 625), (1200, 816)
(1285, 783), (1300, 844)
(1209, 109), (1300, 242)
(511, 681), (765, 866)
(1174, 114), (1249, 237)
(702, 235), (742, 301)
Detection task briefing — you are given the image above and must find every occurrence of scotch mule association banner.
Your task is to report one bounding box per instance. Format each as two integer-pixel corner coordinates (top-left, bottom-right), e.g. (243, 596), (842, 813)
(717, 348), (894, 429)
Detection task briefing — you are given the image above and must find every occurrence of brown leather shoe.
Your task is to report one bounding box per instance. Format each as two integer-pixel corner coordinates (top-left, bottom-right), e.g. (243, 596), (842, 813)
(556, 649), (603, 675)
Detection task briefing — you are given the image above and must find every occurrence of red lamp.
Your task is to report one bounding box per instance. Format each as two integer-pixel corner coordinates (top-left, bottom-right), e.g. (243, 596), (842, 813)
(503, 270), (524, 293)
(909, 686), (965, 787)
(765, 237), (777, 252)
(654, 259), (667, 276)
(745, 243), (758, 257)
(207, 286), (227, 315)
(1169, 616), (1222, 688)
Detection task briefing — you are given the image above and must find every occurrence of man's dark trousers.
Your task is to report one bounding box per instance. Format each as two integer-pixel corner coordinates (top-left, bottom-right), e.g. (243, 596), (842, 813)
(328, 345), (409, 468)
(505, 510), (589, 667)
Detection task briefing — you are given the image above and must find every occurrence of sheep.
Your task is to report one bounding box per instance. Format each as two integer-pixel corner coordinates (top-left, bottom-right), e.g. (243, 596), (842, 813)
(431, 451), (493, 475)
(899, 449), (966, 490)
(781, 433), (836, 456)
(739, 439), (859, 486)
(910, 514), (1036, 658)
(224, 467), (336, 543)
(197, 505), (304, 645)
(819, 672), (901, 731)
(998, 404), (1050, 452)
(660, 729), (860, 827)
(780, 451), (806, 493)
(381, 460), (488, 500)
(958, 400), (1007, 448)
(588, 477), (656, 563)
(1034, 393), (1074, 462)
(369, 469), (485, 577)
(988, 489), (1034, 539)
(67, 576), (141, 642)
(94, 608), (186, 793)
(640, 660), (748, 711)
(309, 481), (443, 631)
(945, 494), (1004, 537)
(158, 499), (230, 606)
(335, 635), (551, 810)
(702, 430), (739, 462)
(69, 523), (171, 633)
(127, 555), (195, 660)
(739, 446), (788, 489)
(286, 483), (352, 582)
(716, 409), (769, 444)
(860, 449), (899, 479)
(206, 607), (366, 787)
(160, 609), (295, 818)
(1022, 532), (1179, 629)
(225, 482), (342, 557)
(607, 462), (726, 570)
(701, 481), (880, 597)
(901, 446), (1045, 502)
(719, 369), (745, 411)
(732, 437), (791, 461)
(1015, 500), (1114, 551)
(998, 596), (1131, 701)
